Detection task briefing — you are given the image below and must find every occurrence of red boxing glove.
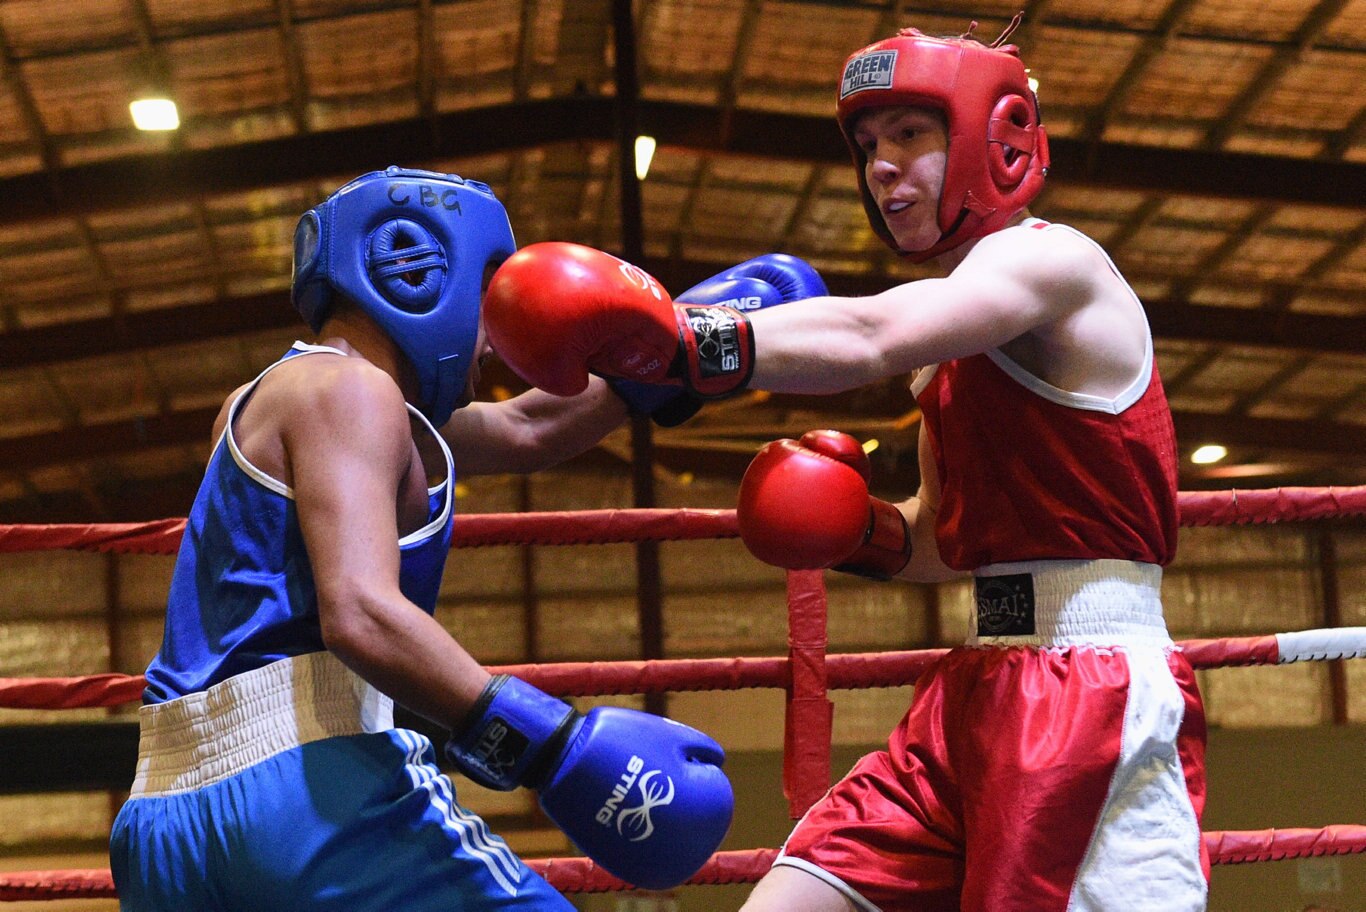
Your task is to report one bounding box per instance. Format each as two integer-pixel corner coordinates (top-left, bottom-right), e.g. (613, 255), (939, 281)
(737, 430), (912, 580)
(483, 242), (753, 398)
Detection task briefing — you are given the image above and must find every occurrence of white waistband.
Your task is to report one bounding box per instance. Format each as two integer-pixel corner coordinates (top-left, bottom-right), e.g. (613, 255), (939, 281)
(968, 559), (1171, 648)
(129, 652), (394, 797)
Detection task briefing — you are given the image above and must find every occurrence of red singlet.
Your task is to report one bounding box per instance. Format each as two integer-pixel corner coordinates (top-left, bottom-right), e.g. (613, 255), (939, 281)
(772, 220), (1207, 912)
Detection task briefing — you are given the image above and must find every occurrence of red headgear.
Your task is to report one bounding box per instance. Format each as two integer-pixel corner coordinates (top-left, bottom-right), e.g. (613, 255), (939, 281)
(836, 20), (1050, 262)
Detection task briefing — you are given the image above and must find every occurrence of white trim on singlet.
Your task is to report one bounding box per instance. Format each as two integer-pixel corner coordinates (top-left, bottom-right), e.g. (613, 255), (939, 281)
(909, 363), (937, 397)
(221, 341), (342, 497)
(770, 856), (884, 912)
(983, 342), (1153, 415)
(219, 341), (454, 547)
(908, 220), (1154, 414)
(399, 404), (455, 547)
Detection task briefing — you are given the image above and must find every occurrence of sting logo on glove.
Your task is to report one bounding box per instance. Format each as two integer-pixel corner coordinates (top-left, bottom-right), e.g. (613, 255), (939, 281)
(617, 771), (676, 841)
(616, 260), (664, 300)
(595, 755), (676, 842)
(447, 674), (732, 891)
(683, 306), (746, 378)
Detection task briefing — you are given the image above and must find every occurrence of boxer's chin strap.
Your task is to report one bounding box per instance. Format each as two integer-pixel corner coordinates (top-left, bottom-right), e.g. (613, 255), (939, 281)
(900, 204), (982, 261)
(428, 352), (464, 420)
(938, 204), (977, 247)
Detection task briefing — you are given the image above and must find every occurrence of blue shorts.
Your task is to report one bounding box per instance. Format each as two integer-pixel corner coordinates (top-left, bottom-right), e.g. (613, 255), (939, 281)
(110, 654), (572, 911)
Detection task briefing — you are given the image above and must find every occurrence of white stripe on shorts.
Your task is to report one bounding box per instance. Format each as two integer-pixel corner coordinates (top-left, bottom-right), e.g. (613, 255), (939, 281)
(395, 728), (524, 895)
(1066, 645), (1206, 911)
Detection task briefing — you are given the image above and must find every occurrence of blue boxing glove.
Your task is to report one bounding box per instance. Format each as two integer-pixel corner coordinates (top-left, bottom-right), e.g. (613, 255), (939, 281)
(446, 675), (733, 891)
(609, 253), (827, 427)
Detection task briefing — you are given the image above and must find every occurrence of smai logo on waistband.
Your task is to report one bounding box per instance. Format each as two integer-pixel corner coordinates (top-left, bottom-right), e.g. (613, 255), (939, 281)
(841, 50), (897, 99)
(975, 573), (1036, 636)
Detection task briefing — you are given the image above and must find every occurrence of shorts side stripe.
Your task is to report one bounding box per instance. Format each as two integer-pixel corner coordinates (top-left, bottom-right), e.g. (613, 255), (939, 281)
(395, 729), (524, 895)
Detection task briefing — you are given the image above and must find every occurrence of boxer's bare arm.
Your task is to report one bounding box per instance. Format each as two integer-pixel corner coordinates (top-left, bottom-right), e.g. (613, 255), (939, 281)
(441, 375), (629, 476)
(892, 424), (962, 584)
(210, 381), (251, 442)
(741, 865), (859, 912)
(749, 225), (1141, 398)
(283, 361), (490, 730)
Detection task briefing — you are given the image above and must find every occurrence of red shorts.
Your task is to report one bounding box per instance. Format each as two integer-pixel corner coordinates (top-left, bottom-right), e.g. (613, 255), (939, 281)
(776, 643), (1208, 912)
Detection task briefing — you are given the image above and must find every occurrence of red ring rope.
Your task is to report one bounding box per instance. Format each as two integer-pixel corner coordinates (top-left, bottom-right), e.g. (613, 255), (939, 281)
(6, 628), (1363, 710)
(5, 827), (1366, 901)
(0, 486), (1362, 555)
(1, 485), (1363, 901)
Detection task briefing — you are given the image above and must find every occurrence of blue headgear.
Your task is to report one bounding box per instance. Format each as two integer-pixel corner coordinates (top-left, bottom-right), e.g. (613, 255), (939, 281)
(291, 166), (516, 427)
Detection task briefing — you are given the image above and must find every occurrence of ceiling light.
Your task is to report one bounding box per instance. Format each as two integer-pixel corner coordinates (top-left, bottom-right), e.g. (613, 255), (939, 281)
(1190, 444), (1228, 465)
(634, 135), (656, 181)
(130, 97), (179, 131)
(862, 438), (879, 454)
(1198, 462), (1302, 479)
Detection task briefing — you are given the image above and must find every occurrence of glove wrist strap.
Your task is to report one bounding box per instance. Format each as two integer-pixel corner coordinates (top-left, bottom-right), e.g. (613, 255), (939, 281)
(673, 305), (754, 399)
(835, 498), (913, 581)
(445, 675), (582, 791)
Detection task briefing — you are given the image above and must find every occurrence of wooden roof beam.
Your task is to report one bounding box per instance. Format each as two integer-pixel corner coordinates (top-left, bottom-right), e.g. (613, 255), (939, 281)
(1080, 0), (1200, 144)
(0, 100), (1362, 226)
(1, 278), (1363, 374)
(1201, 0), (1354, 151)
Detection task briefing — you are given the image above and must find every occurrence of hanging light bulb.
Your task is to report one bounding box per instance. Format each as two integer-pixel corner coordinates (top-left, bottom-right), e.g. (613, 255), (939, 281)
(634, 135), (657, 180)
(130, 95), (179, 131)
(1190, 444), (1228, 465)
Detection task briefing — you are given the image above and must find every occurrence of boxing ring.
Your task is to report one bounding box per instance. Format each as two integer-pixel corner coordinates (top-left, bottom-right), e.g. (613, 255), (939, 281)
(1, 486), (1365, 901)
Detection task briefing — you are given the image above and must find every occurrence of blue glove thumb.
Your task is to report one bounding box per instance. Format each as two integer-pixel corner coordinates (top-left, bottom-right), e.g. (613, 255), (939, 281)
(711, 253), (828, 305)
